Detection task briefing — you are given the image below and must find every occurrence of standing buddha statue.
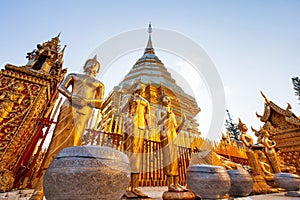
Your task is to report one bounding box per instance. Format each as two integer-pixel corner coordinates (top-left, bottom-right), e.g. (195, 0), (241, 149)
(31, 56), (104, 200)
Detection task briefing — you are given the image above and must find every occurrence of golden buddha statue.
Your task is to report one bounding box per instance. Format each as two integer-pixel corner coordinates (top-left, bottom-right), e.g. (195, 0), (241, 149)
(238, 119), (262, 174)
(157, 95), (186, 192)
(261, 129), (281, 173)
(31, 56), (104, 200)
(122, 83), (150, 198)
(257, 151), (275, 182)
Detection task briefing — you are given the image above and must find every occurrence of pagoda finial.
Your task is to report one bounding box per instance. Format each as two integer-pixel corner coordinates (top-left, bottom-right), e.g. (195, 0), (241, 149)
(148, 22), (152, 34)
(145, 23), (154, 54)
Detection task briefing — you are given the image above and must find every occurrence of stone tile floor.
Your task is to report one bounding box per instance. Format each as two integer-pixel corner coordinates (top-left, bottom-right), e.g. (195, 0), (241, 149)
(0, 187), (299, 200)
(0, 189), (34, 200)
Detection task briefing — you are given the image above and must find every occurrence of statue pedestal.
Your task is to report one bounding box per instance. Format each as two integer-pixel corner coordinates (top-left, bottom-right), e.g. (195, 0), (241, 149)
(162, 191), (195, 200)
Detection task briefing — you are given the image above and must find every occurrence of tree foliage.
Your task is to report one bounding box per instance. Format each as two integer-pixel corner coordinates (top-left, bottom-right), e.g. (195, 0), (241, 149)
(292, 77), (300, 102)
(224, 109), (241, 141)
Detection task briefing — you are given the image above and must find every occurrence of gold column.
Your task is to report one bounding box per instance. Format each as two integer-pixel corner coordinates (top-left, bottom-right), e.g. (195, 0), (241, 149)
(114, 116), (119, 133)
(118, 116), (123, 134)
(109, 114), (114, 133)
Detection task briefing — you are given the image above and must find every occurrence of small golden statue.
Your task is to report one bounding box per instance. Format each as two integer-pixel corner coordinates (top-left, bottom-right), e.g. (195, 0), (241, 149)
(238, 118), (274, 194)
(253, 124), (296, 174)
(257, 151), (275, 182)
(260, 129), (281, 173)
(31, 56), (104, 200)
(238, 119), (262, 173)
(122, 83), (150, 198)
(157, 94), (186, 192)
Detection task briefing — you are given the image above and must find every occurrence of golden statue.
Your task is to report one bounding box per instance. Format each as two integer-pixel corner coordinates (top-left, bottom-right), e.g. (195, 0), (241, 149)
(122, 83), (150, 198)
(238, 119), (276, 194)
(31, 56), (104, 200)
(238, 119), (262, 174)
(157, 95), (186, 192)
(217, 154), (242, 170)
(257, 151), (275, 182)
(261, 129), (281, 173)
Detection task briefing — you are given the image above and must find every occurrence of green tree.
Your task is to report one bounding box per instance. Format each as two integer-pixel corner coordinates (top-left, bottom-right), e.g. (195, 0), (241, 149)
(224, 109), (241, 141)
(292, 77), (300, 102)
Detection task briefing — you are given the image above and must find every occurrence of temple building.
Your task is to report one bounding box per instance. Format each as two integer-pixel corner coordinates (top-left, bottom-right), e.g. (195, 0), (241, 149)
(99, 24), (201, 146)
(0, 35), (66, 191)
(256, 92), (300, 174)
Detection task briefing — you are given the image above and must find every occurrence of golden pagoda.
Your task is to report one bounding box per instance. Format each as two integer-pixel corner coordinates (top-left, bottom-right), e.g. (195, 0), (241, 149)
(256, 92), (300, 175)
(99, 24), (201, 144)
(85, 24), (202, 187)
(0, 34), (66, 191)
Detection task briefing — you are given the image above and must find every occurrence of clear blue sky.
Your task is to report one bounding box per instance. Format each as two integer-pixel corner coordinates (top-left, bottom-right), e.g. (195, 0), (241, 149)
(1, 1), (300, 140)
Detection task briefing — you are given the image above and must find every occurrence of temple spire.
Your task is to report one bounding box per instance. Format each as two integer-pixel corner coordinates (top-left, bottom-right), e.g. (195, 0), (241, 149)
(145, 23), (155, 54)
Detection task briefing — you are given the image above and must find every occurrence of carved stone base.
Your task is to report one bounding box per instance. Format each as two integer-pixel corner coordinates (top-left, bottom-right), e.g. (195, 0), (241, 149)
(162, 191), (195, 200)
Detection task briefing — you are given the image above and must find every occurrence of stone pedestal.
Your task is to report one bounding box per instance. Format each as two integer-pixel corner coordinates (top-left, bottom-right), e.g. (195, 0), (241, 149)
(162, 191), (195, 200)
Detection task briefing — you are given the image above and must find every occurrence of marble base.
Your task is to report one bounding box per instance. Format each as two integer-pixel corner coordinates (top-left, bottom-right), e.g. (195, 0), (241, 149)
(162, 191), (195, 200)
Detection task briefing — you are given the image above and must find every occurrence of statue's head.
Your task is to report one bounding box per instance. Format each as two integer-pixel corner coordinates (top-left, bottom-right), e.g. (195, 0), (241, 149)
(84, 55), (100, 76)
(133, 82), (146, 95)
(238, 118), (248, 133)
(261, 129), (269, 138)
(162, 95), (171, 107)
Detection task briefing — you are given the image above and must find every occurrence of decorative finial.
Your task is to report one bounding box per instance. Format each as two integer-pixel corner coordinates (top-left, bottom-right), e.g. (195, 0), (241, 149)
(57, 32), (61, 38)
(148, 23), (152, 34)
(256, 112), (262, 119)
(93, 54), (97, 60)
(260, 91), (270, 104)
(286, 103), (292, 111)
(251, 126), (259, 137)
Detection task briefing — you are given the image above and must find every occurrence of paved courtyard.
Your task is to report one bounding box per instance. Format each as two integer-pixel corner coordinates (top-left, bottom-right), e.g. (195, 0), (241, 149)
(0, 187), (299, 200)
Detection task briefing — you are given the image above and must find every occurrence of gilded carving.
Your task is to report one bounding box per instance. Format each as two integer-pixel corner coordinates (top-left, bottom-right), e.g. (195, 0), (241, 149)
(0, 168), (14, 192)
(0, 34), (66, 192)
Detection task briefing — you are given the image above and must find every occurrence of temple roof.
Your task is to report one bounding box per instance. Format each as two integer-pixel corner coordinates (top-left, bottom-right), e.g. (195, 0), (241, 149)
(256, 91), (300, 127)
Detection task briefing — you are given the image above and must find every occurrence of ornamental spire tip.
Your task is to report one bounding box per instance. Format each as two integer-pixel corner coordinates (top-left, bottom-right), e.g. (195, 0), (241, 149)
(148, 22), (152, 34)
